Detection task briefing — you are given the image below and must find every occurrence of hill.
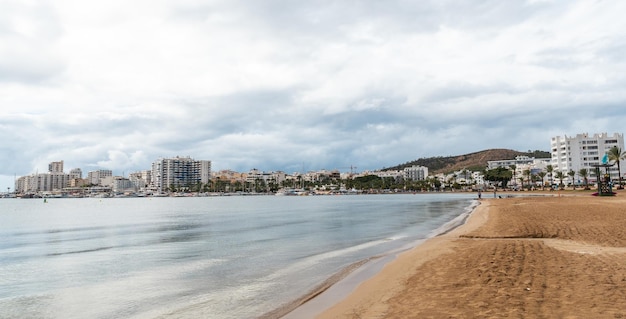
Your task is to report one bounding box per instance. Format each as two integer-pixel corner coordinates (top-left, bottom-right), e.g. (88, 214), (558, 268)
(384, 149), (550, 174)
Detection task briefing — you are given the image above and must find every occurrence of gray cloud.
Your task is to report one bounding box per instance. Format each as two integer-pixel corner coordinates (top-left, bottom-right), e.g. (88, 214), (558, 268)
(0, 1), (64, 84)
(2, 0), (626, 191)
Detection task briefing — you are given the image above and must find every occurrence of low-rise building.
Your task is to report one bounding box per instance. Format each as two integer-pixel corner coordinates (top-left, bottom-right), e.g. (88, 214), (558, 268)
(129, 170), (152, 190)
(487, 156), (551, 170)
(246, 169), (285, 187)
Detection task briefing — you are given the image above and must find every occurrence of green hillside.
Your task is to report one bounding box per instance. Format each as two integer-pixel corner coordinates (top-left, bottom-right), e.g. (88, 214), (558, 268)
(384, 149), (550, 174)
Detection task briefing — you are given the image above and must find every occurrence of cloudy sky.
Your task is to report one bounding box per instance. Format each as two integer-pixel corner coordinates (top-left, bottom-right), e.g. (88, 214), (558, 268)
(2, 0), (626, 190)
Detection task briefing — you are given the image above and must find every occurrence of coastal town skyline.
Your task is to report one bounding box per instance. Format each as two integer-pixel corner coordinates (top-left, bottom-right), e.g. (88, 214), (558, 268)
(0, 132), (624, 193)
(2, 1), (626, 191)
(9, 131), (625, 196)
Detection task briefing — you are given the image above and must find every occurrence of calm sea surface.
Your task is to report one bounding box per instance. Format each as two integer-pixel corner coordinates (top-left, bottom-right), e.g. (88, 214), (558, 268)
(0, 194), (475, 319)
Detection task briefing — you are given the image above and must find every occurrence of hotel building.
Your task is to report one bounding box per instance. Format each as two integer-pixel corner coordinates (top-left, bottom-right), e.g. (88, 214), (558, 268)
(403, 165), (429, 181)
(151, 157), (211, 192)
(551, 132), (625, 183)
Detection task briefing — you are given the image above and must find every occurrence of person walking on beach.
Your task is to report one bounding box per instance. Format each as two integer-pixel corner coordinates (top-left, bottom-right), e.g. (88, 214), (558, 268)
(478, 190), (481, 199)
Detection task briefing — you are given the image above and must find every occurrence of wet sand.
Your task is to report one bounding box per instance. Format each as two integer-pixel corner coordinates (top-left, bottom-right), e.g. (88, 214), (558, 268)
(315, 193), (626, 318)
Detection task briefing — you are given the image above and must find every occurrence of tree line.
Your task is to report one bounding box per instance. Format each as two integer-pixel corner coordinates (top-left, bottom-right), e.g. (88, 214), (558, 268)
(164, 147), (626, 194)
(483, 146), (626, 191)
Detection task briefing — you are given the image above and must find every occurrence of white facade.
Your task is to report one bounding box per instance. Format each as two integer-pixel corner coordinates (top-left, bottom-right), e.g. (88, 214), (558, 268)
(151, 157), (212, 191)
(246, 169), (283, 185)
(101, 176), (135, 192)
(488, 156), (551, 187)
(15, 161), (72, 193)
(403, 165), (429, 181)
(129, 170), (152, 190)
(69, 168), (82, 179)
(88, 170), (113, 185)
(487, 156), (551, 170)
(471, 171), (485, 186)
(15, 172), (70, 193)
(373, 170), (404, 180)
(199, 160), (212, 185)
(48, 161), (64, 173)
(551, 133), (624, 183)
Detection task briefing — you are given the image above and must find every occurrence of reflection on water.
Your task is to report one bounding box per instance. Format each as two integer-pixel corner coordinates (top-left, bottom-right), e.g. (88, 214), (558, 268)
(0, 194), (473, 318)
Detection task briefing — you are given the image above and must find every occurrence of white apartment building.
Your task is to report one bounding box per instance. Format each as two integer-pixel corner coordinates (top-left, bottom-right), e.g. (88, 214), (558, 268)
(151, 157), (211, 192)
(129, 170), (152, 190)
(69, 168), (82, 179)
(15, 172), (70, 193)
(551, 132), (624, 183)
(403, 165), (429, 181)
(48, 161), (64, 173)
(373, 170), (404, 181)
(100, 176), (135, 192)
(487, 156), (551, 170)
(88, 170), (113, 186)
(246, 169), (285, 186)
(471, 171), (485, 186)
(487, 156), (551, 186)
(15, 161), (71, 193)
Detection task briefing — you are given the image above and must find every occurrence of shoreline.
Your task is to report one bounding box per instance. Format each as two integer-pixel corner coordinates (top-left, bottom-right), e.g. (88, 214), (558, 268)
(311, 197), (492, 318)
(260, 257), (378, 319)
(275, 197), (484, 319)
(314, 192), (626, 318)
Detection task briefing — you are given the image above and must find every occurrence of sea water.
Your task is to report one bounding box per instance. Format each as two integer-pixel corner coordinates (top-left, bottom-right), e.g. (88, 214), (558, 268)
(0, 194), (475, 319)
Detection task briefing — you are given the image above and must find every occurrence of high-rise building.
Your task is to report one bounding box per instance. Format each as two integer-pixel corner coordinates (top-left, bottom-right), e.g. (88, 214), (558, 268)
(48, 161), (64, 173)
(551, 132), (624, 183)
(151, 157), (211, 192)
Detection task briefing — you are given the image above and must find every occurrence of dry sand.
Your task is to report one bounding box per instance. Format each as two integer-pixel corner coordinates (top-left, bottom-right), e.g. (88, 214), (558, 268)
(315, 194), (626, 318)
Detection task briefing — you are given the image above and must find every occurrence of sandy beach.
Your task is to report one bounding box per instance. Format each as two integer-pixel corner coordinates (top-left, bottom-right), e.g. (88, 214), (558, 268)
(315, 193), (626, 318)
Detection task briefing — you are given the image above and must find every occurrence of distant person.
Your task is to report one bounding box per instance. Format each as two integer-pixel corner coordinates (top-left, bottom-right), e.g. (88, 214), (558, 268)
(478, 190), (481, 199)
(493, 189), (497, 198)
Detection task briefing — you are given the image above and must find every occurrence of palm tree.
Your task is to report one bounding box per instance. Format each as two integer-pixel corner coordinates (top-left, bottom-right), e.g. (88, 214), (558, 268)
(537, 171), (547, 190)
(523, 169), (531, 190)
(555, 171), (566, 190)
(509, 165), (517, 188)
(579, 168), (590, 190)
(546, 165), (554, 187)
(568, 170), (576, 189)
(607, 146), (626, 189)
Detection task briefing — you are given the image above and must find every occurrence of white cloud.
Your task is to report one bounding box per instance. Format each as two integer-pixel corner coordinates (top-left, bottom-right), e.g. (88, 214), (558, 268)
(96, 150), (148, 171)
(2, 0), (626, 191)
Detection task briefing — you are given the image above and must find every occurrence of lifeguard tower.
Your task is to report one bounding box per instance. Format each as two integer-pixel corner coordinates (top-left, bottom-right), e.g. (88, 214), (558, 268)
(592, 161), (616, 196)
